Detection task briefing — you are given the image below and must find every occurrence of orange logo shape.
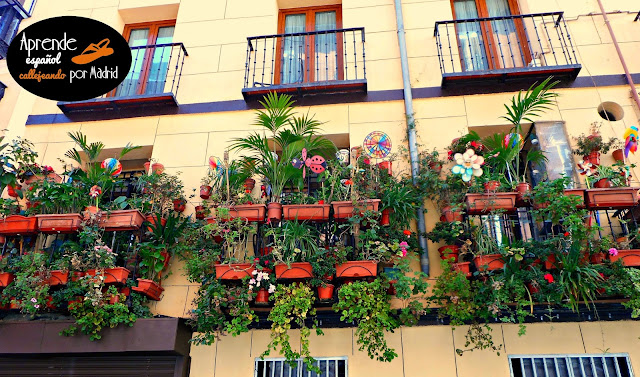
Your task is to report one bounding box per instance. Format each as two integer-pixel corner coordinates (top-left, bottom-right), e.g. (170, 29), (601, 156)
(71, 38), (114, 65)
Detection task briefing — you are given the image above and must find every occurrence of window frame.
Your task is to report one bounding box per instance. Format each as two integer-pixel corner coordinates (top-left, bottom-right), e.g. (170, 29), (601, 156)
(274, 5), (344, 85)
(450, 0), (532, 71)
(110, 19), (176, 96)
(254, 356), (348, 377)
(508, 353), (635, 377)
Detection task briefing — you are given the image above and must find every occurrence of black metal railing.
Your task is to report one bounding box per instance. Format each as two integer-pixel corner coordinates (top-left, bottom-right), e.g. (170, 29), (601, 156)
(0, 0), (35, 59)
(108, 42), (187, 99)
(434, 12), (579, 77)
(0, 0), (36, 18)
(108, 170), (145, 201)
(243, 27), (366, 93)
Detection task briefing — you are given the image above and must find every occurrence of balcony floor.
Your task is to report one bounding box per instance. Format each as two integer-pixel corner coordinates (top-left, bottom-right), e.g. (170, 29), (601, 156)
(57, 92), (178, 116)
(242, 79), (367, 101)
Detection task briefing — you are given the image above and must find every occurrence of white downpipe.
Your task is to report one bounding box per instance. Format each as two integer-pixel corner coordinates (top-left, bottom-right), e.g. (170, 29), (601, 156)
(393, 0), (430, 274)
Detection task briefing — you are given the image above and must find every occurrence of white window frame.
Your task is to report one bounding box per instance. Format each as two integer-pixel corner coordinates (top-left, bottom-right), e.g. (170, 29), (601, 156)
(509, 353), (634, 377)
(254, 356), (348, 377)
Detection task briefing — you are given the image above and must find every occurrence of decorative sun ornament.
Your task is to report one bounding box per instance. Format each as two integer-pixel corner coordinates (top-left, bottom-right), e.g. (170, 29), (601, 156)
(451, 148), (484, 182)
(576, 160), (596, 176)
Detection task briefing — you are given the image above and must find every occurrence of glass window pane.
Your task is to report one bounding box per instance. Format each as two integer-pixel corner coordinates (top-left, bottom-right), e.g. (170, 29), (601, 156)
(145, 26), (175, 94)
(453, 0), (487, 71)
(115, 28), (149, 96)
(315, 11), (337, 82)
(281, 14), (306, 84)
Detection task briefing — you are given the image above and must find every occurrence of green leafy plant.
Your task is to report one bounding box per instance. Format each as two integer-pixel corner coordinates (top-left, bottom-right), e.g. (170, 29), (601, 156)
(1, 252), (49, 317)
(267, 221), (319, 266)
(427, 220), (467, 245)
(573, 123), (620, 156)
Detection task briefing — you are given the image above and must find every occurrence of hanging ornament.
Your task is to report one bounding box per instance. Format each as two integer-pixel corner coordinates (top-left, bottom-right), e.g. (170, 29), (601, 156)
(208, 156), (225, 176)
(101, 158), (122, 177)
(451, 149), (484, 182)
(291, 148), (327, 179)
(363, 131), (392, 159)
(503, 133), (523, 150)
(336, 149), (350, 164)
(624, 126), (638, 158)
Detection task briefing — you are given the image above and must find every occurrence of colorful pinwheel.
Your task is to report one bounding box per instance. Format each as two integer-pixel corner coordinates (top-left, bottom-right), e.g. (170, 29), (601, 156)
(624, 126), (638, 158)
(576, 160), (596, 176)
(451, 149), (484, 182)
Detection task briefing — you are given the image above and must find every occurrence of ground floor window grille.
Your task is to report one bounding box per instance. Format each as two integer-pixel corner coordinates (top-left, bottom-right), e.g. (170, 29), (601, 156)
(509, 354), (634, 377)
(255, 357), (347, 377)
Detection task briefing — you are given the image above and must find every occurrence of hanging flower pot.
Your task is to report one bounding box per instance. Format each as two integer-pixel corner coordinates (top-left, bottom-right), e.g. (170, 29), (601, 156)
(132, 278), (164, 301)
(244, 178), (256, 191)
(377, 161), (392, 175)
(282, 204), (330, 221)
(584, 151), (601, 166)
(483, 180), (500, 192)
(0, 215), (38, 236)
(0, 272), (15, 287)
(36, 213), (83, 234)
(255, 288), (269, 304)
(200, 185), (213, 199)
(215, 263), (255, 280)
(612, 148), (625, 162)
(173, 199), (186, 212)
(440, 206), (463, 222)
(267, 202), (283, 222)
(99, 209), (145, 231)
(143, 162), (165, 174)
(335, 260), (378, 278)
(609, 249), (640, 267)
(593, 178), (611, 189)
(195, 205), (207, 220)
(223, 204), (267, 222)
(317, 284), (335, 300)
(452, 262), (471, 278)
(275, 262), (313, 279)
(473, 254), (504, 271)
(585, 187), (639, 209)
(465, 192), (517, 215)
(145, 215), (166, 233)
(438, 245), (459, 262)
(85, 267), (130, 285)
(331, 199), (381, 220)
(48, 270), (69, 286)
(380, 208), (391, 226)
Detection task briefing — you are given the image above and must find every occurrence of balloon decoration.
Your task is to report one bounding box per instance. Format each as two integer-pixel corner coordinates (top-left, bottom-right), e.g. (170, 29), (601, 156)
(101, 158), (122, 176)
(363, 131), (392, 159)
(451, 149), (484, 182)
(336, 149), (350, 164)
(623, 126), (638, 158)
(503, 132), (523, 150)
(292, 148), (327, 178)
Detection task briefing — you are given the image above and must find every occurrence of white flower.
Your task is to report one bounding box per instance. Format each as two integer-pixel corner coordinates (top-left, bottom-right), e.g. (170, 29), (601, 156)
(268, 284), (276, 294)
(451, 149), (484, 182)
(251, 270), (258, 275)
(249, 278), (256, 285)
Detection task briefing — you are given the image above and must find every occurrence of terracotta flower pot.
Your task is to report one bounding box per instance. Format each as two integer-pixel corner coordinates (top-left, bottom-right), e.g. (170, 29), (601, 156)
(584, 151), (601, 166)
(526, 282), (540, 294)
(612, 148), (625, 162)
(544, 254), (559, 270)
(465, 192), (518, 215)
(71, 271), (86, 282)
(48, 270), (69, 286)
(515, 182), (531, 202)
(483, 180), (500, 192)
(173, 199), (186, 212)
(452, 262), (471, 278)
(195, 205), (207, 220)
(275, 262), (313, 279)
(85, 267), (130, 285)
(244, 178), (256, 191)
(200, 185), (213, 199)
(473, 254), (505, 271)
(132, 278), (164, 301)
(377, 161), (392, 175)
(380, 208), (391, 226)
(145, 214), (167, 233)
(609, 249), (640, 267)
(36, 213), (83, 234)
(283, 204), (331, 221)
(143, 162), (164, 174)
(585, 187), (639, 209)
(254, 288), (270, 304)
(0, 215), (38, 236)
(335, 260), (378, 278)
(438, 245), (459, 262)
(0, 272), (15, 287)
(440, 206), (463, 222)
(215, 263), (255, 280)
(331, 199), (381, 220)
(428, 161), (442, 173)
(222, 204), (267, 222)
(593, 178), (611, 189)
(267, 202), (283, 222)
(99, 209), (145, 231)
(590, 252), (605, 264)
(317, 284), (335, 300)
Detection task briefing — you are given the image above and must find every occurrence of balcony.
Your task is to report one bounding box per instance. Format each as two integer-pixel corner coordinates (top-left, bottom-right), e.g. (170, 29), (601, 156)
(58, 42), (188, 117)
(242, 28), (367, 100)
(434, 12), (581, 89)
(0, 0), (36, 59)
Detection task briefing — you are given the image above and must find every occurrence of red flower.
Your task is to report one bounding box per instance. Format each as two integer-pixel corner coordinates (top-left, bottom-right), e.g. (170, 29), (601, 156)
(344, 179), (353, 186)
(544, 273), (554, 283)
(563, 232), (570, 237)
(363, 158), (371, 165)
(254, 257), (260, 263)
(403, 230), (411, 237)
(599, 272), (605, 278)
(470, 141), (479, 148)
(245, 189), (251, 194)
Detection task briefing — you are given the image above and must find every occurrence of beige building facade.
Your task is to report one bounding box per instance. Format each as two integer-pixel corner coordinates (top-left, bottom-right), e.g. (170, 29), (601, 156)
(1, 0), (640, 376)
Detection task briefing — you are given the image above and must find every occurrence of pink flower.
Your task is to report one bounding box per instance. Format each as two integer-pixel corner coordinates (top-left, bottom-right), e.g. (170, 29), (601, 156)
(609, 248), (618, 256)
(249, 278), (256, 285)
(30, 297), (37, 303)
(401, 249), (407, 257)
(544, 273), (554, 283)
(399, 241), (409, 248)
(34, 304), (40, 309)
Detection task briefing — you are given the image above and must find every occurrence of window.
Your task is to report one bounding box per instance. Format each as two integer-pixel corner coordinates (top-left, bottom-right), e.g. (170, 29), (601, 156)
(276, 5), (342, 85)
(115, 20), (175, 97)
(255, 357), (347, 377)
(451, 0), (531, 71)
(509, 354), (634, 377)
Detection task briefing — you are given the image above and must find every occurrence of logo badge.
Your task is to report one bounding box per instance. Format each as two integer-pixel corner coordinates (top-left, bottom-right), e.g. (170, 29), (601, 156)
(7, 16), (132, 102)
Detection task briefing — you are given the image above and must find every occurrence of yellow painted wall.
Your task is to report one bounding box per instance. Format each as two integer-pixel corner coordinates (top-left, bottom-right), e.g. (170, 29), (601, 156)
(0, 0), (640, 375)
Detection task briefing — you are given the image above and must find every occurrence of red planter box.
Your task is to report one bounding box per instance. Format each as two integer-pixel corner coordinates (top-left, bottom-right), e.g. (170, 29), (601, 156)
(335, 260), (378, 278)
(331, 199), (381, 220)
(214, 263), (255, 280)
(0, 272), (15, 287)
(85, 267), (130, 284)
(0, 215), (38, 236)
(218, 205), (267, 223)
(452, 262), (471, 278)
(36, 213), (83, 234)
(438, 245), (459, 262)
(609, 249), (640, 267)
(99, 210), (145, 231)
(465, 193), (518, 215)
(48, 270), (69, 286)
(132, 278), (164, 301)
(473, 254), (505, 271)
(275, 262), (313, 279)
(282, 204), (331, 221)
(585, 187), (639, 209)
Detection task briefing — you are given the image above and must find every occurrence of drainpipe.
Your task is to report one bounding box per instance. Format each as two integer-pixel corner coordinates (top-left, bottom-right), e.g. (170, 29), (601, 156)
(595, 0), (640, 112)
(393, 0), (429, 275)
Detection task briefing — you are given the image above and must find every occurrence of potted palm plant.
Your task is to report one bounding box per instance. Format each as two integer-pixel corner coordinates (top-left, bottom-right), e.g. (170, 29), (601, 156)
(268, 221), (319, 279)
(28, 178), (87, 234)
(231, 92), (335, 222)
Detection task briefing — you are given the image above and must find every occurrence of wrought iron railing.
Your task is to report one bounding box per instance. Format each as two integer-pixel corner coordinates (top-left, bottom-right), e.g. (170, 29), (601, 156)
(108, 42), (188, 99)
(0, 0), (36, 18)
(434, 12), (579, 77)
(0, 0), (36, 59)
(243, 27), (366, 94)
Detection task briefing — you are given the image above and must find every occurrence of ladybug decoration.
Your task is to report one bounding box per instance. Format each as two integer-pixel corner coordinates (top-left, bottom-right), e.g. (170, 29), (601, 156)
(291, 148), (327, 178)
